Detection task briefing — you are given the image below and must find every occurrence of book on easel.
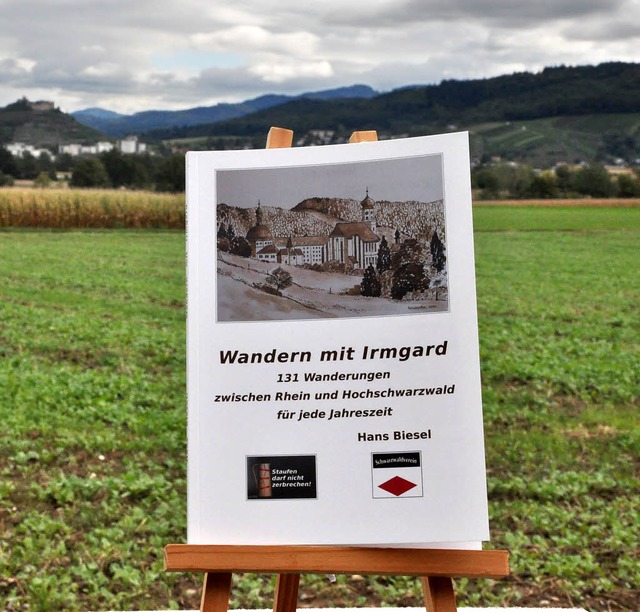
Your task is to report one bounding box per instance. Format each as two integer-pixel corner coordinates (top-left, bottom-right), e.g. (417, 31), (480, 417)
(167, 127), (509, 612)
(186, 126), (488, 548)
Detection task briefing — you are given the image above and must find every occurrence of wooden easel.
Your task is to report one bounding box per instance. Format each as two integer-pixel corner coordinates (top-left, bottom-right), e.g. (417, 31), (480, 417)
(167, 127), (510, 612)
(164, 544), (509, 612)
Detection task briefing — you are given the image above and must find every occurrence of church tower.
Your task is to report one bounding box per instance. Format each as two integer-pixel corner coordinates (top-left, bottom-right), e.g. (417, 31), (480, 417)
(360, 188), (376, 233)
(246, 200), (273, 258)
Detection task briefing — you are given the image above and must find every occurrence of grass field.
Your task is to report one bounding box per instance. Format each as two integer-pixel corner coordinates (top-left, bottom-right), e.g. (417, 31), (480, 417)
(0, 205), (638, 611)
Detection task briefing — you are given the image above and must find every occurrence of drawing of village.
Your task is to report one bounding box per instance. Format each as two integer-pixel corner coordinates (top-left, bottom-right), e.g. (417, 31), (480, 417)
(215, 154), (448, 322)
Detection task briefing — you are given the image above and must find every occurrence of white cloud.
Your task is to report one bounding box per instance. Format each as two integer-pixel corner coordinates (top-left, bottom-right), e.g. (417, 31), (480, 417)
(0, 0), (637, 113)
(348, 0), (627, 28)
(80, 63), (123, 78)
(563, 18), (640, 43)
(194, 25), (321, 57)
(249, 59), (334, 83)
(0, 57), (35, 78)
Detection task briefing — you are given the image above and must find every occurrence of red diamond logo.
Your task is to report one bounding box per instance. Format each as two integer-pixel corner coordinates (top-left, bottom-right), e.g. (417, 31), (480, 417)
(378, 476), (417, 496)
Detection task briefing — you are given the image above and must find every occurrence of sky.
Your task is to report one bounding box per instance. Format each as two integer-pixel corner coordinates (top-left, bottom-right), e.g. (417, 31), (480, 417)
(0, 0), (638, 115)
(216, 154), (444, 208)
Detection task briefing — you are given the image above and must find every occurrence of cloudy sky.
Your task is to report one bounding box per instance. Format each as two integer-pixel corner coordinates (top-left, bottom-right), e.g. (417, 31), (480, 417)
(1, 0), (638, 114)
(217, 154), (444, 208)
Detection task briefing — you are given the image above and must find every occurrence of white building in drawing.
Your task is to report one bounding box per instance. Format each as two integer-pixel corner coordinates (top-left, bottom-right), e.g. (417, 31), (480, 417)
(273, 236), (327, 266)
(324, 190), (380, 269)
(242, 189), (381, 270)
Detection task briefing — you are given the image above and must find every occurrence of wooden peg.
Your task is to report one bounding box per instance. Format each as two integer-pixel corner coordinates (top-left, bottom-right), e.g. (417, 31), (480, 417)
(200, 572), (232, 612)
(349, 130), (378, 143)
(266, 127), (294, 149)
(273, 573), (300, 612)
(422, 576), (457, 612)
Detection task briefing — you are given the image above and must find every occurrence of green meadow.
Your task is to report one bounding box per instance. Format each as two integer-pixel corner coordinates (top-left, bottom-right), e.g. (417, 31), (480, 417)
(0, 205), (638, 611)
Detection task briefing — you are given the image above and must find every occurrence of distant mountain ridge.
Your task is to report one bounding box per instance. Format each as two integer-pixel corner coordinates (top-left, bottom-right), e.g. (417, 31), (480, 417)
(3, 63), (639, 167)
(140, 62), (639, 166)
(71, 85), (378, 137)
(148, 62), (640, 141)
(73, 108), (124, 121)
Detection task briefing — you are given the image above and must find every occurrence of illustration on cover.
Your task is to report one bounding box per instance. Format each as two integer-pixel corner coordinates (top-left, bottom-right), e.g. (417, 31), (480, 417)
(216, 154), (448, 322)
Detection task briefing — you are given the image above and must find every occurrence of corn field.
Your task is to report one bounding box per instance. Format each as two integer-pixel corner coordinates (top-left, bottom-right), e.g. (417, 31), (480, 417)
(0, 188), (185, 229)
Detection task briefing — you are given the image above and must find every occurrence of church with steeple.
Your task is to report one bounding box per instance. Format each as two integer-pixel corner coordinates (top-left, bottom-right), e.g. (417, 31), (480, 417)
(242, 189), (381, 270)
(324, 188), (381, 269)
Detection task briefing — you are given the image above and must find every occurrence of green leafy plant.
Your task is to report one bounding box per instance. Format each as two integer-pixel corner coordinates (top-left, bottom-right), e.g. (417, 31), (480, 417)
(0, 203), (638, 610)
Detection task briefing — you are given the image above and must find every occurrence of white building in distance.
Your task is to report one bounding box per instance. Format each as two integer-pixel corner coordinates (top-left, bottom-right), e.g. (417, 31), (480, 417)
(118, 136), (146, 154)
(6, 142), (52, 159)
(57, 137), (146, 157)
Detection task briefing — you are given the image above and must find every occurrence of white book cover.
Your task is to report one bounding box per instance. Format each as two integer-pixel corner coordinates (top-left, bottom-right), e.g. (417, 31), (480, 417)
(186, 132), (489, 546)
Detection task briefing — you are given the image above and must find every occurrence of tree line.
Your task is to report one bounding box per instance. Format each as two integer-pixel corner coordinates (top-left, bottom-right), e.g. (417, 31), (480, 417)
(0, 146), (185, 192)
(472, 162), (640, 199)
(3, 145), (638, 200)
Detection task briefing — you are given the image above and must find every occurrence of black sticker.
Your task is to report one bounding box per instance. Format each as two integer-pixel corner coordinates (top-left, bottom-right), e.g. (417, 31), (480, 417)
(247, 455), (317, 500)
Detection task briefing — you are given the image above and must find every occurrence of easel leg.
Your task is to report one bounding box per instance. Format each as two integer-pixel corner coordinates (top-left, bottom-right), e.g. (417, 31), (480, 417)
(200, 572), (232, 612)
(273, 573), (300, 612)
(421, 576), (457, 612)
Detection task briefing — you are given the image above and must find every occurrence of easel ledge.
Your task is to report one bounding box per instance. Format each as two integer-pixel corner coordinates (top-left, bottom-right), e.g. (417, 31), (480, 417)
(164, 544), (508, 577)
(164, 544), (509, 612)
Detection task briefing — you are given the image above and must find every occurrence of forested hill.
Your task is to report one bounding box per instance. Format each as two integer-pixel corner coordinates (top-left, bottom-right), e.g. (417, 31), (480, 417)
(146, 62), (640, 141)
(0, 98), (103, 146)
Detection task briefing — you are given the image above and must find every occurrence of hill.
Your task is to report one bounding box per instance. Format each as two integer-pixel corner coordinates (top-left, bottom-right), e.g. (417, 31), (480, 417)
(469, 113), (640, 166)
(72, 107), (124, 122)
(146, 62), (640, 166)
(0, 98), (104, 148)
(71, 85), (378, 137)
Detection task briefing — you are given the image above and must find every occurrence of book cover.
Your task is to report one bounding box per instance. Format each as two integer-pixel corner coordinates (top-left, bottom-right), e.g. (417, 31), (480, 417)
(186, 132), (489, 546)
